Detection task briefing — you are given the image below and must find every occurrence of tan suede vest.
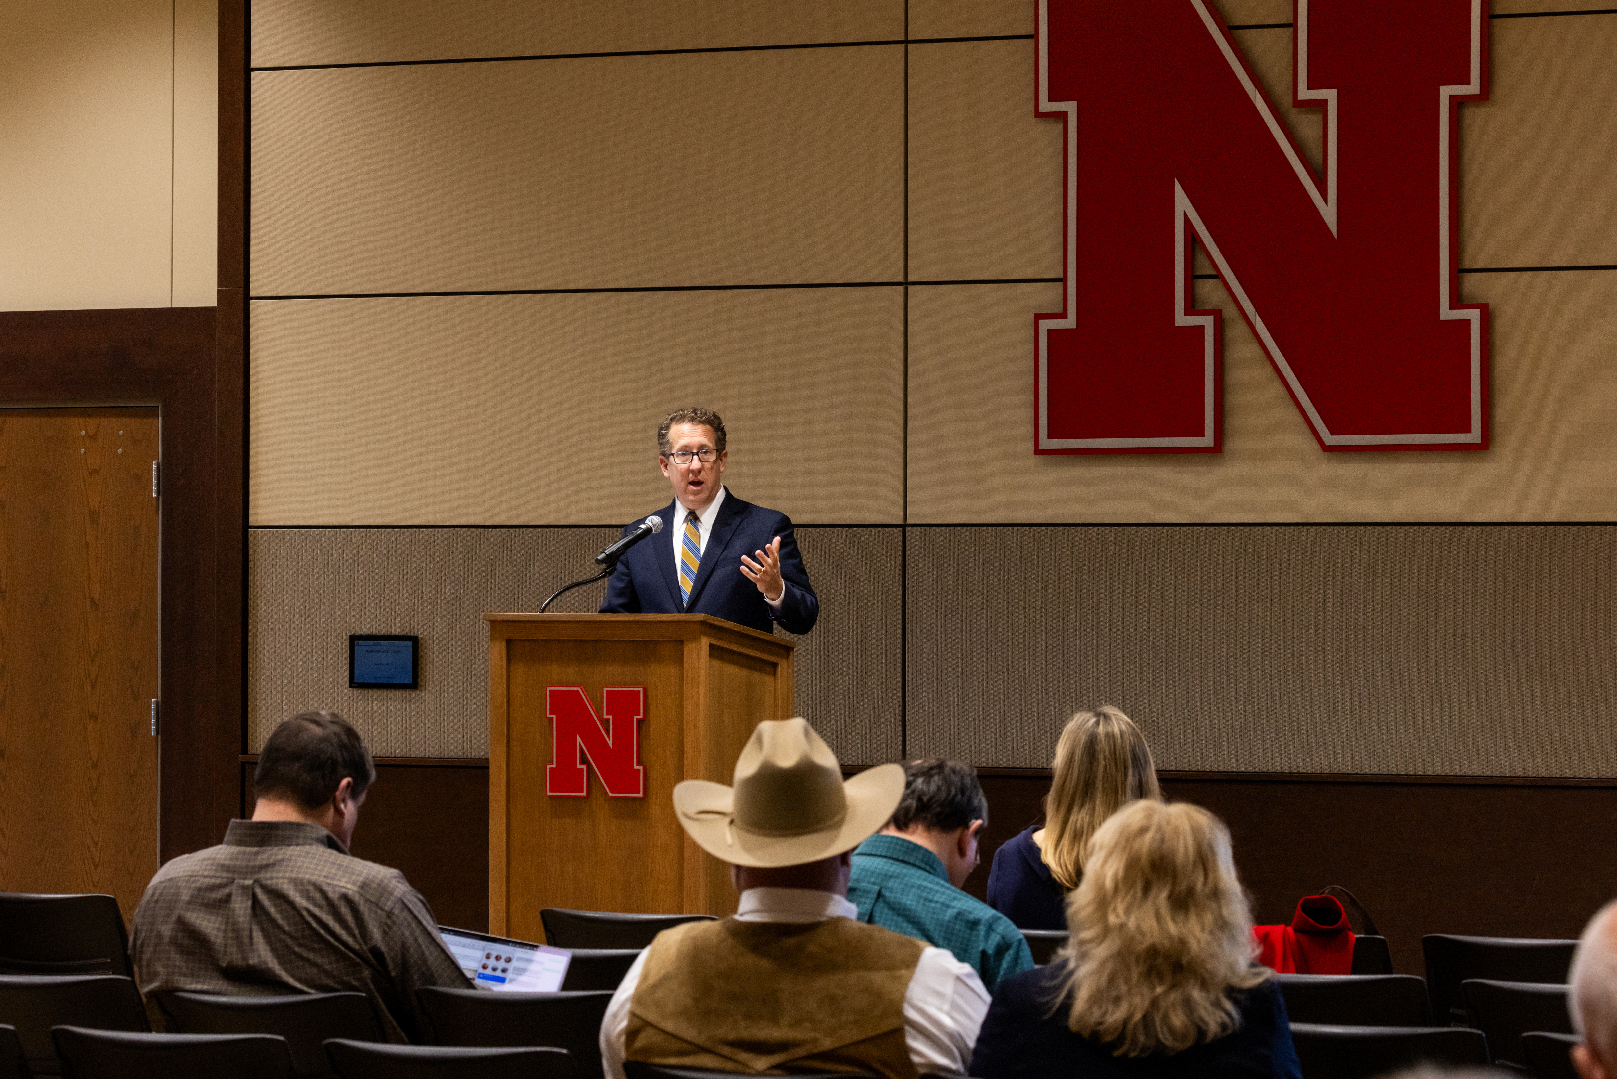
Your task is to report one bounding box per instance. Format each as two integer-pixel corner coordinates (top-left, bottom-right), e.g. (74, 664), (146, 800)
(625, 916), (927, 1079)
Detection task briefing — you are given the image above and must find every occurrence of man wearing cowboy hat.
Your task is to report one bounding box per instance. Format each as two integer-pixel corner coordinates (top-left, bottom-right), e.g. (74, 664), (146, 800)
(599, 718), (990, 1079)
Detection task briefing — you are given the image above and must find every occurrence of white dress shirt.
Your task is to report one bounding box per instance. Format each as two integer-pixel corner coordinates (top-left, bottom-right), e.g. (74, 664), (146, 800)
(671, 486), (783, 609)
(672, 485), (727, 564)
(599, 887), (990, 1079)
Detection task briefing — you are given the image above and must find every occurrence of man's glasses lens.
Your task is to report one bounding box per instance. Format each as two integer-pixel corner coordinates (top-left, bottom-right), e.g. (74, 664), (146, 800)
(667, 449), (718, 464)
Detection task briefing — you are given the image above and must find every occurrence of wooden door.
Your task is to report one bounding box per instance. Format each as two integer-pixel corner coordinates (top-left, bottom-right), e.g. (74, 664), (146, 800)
(0, 408), (160, 921)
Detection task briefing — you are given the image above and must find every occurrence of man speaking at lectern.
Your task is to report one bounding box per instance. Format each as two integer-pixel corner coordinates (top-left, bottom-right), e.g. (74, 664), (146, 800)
(600, 407), (817, 635)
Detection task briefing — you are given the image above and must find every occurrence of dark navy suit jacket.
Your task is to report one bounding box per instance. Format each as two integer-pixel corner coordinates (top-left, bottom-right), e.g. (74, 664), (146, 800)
(599, 492), (818, 635)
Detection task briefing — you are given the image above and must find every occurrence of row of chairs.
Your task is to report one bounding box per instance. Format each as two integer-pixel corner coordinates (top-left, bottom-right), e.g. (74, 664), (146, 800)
(2, 1026), (971, 1079)
(4, 1025), (574, 1079)
(0, 975), (630, 1078)
(1276, 975), (1576, 1071)
(0, 895), (1586, 1079)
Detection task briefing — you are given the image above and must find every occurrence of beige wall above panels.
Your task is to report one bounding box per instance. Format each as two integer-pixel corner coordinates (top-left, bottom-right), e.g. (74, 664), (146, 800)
(907, 272), (1617, 522)
(249, 289), (904, 526)
(1462, 13), (1617, 270)
(250, 47), (903, 297)
(0, 0), (216, 311)
(905, 525), (1617, 777)
(252, 0), (904, 69)
(908, 39), (1063, 283)
(172, 0), (219, 307)
(249, 527), (901, 764)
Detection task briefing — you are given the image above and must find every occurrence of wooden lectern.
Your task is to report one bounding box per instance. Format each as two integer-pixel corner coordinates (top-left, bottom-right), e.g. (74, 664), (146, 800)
(485, 613), (795, 939)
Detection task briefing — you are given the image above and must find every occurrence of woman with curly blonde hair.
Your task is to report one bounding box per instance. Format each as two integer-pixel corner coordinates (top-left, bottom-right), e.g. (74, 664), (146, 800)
(970, 800), (1301, 1078)
(987, 705), (1159, 929)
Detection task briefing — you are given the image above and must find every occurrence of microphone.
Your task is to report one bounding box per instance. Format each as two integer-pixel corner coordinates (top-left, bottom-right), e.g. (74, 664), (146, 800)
(594, 515), (663, 566)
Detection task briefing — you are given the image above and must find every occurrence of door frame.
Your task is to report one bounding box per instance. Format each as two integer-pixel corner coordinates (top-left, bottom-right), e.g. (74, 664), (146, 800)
(0, 306), (242, 863)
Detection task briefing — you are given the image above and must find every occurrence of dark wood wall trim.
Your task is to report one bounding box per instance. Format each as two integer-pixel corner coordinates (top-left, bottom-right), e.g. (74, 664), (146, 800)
(0, 307), (240, 863)
(220, 0), (248, 761)
(973, 771), (1616, 976)
(241, 760), (491, 932)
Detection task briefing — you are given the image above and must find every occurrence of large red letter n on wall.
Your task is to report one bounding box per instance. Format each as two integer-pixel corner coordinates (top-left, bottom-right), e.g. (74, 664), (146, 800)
(546, 686), (646, 798)
(1036, 0), (1488, 452)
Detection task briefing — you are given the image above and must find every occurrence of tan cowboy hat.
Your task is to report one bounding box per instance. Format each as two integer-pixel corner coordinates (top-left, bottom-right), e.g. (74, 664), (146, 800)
(674, 718), (905, 868)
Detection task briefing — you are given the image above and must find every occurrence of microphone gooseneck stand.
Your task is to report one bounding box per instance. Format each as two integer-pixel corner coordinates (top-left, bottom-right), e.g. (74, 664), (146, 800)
(540, 566), (613, 613)
(543, 514), (662, 612)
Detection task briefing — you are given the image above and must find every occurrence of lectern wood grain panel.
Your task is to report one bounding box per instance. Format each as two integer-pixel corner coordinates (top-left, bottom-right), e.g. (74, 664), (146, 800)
(486, 613), (795, 939)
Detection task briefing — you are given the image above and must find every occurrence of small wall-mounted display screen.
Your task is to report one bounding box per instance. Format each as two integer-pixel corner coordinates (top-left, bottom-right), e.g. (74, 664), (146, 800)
(350, 634), (419, 689)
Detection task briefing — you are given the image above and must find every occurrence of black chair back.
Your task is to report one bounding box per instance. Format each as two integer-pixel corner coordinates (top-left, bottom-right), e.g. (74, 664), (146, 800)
(1461, 979), (1573, 1068)
(1020, 930), (1066, 966)
(0, 1025), (27, 1079)
(419, 987), (611, 1079)
(52, 1025), (294, 1079)
(624, 1066), (878, 1079)
(560, 950), (641, 992)
(0, 894), (132, 978)
(1423, 935), (1576, 1026)
(1351, 935), (1395, 975)
(1523, 1031), (1582, 1079)
(0, 974), (148, 1075)
(324, 1039), (571, 1079)
(539, 910), (714, 950)
(156, 990), (385, 1078)
(1288, 1023), (1490, 1079)
(1275, 974), (1432, 1026)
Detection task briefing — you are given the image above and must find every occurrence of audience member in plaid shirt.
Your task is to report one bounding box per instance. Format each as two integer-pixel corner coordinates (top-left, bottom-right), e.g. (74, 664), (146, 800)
(848, 759), (1035, 991)
(129, 711), (470, 1042)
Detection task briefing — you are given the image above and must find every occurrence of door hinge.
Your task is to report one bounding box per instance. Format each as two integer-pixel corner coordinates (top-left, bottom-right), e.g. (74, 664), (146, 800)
(150, 699), (159, 737)
(152, 461), (160, 498)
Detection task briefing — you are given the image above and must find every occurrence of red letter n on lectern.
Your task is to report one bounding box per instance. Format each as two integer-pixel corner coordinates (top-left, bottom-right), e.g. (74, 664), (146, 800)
(1035, 0), (1488, 452)
(546, 686), (646, 798)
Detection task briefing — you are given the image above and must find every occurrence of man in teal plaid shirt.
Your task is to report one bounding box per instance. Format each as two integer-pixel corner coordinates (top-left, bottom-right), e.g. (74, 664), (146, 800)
(847, 759), (1035, 991)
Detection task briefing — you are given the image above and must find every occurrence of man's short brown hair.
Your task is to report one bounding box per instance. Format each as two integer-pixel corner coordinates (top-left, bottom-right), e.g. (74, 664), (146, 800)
(888, 759), (989, 833)
(658, 408), (727, 454)
(254, 711), (376, 810)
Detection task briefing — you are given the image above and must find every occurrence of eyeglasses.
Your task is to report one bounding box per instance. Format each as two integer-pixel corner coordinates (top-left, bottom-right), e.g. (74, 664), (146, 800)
(663, 448), (719, 465)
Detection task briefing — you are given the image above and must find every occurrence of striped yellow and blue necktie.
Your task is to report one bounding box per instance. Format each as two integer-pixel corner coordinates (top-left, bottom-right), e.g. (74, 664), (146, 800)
(679, 510), (702, 607)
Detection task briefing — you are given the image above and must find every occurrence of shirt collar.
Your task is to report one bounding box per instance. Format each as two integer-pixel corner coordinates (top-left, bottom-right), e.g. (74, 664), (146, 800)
(676, 485), (727, 533)
(224, 818), (348, 854)
(734, 887), (857, 923)
(854, 833), (950, 883)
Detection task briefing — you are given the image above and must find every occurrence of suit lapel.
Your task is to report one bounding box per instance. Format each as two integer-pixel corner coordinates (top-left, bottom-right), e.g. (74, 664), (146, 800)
(652, 501), (683, 610)
(684, 494), (746, 611)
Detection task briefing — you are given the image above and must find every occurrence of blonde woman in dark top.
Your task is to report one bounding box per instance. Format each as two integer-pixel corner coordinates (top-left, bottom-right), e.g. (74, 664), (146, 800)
(971, 800), (1301, 1079)
(986, 705), (1160, 929)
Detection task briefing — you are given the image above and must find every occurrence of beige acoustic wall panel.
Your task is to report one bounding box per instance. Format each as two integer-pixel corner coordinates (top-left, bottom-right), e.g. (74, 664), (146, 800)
(251, 46), (903, 296)
(907, 269), (1617, 522)
(250, 289), (904, 525)
(906, 525), (1617, 777)
(0, 0), (174, 311)
(249, 527), (899, 764)
(908, 0), (1034, 41)
(907, 39), (1063, 283)
(1461, 13), (1617, 270)
(789, 527), (903, 765)
(252, 0), (904, 69)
